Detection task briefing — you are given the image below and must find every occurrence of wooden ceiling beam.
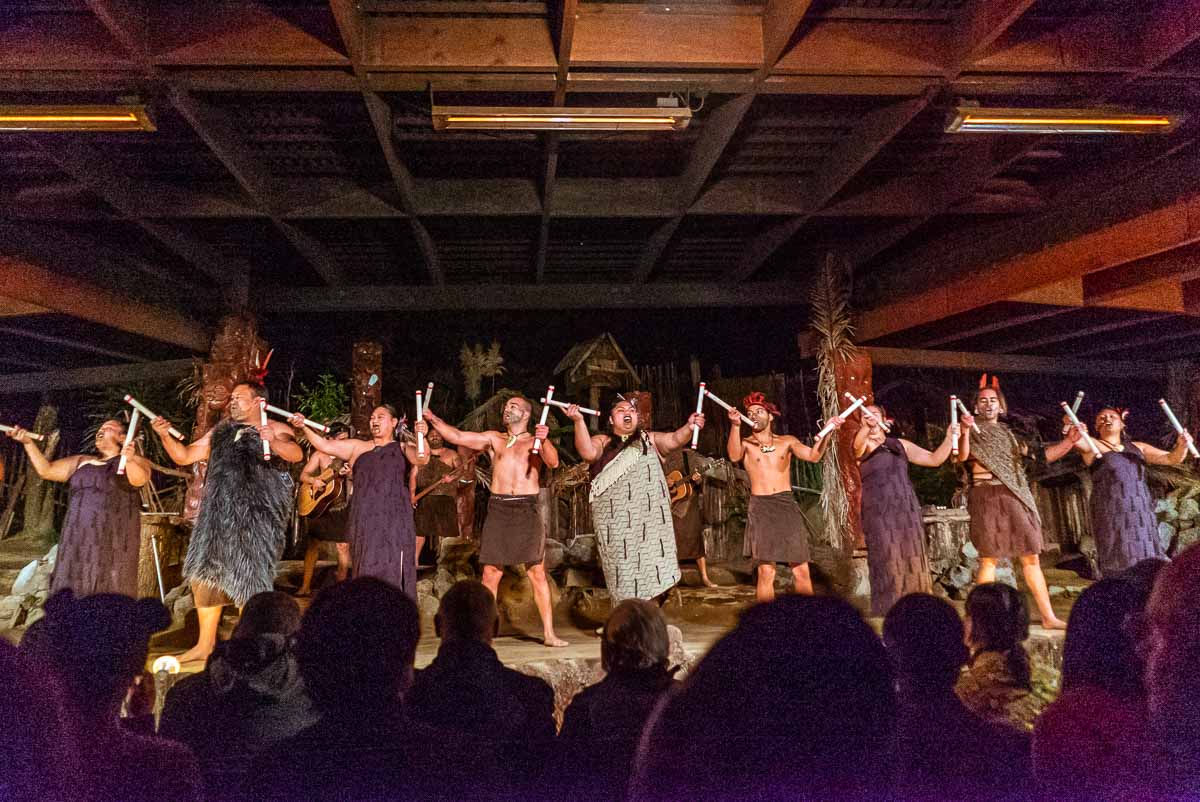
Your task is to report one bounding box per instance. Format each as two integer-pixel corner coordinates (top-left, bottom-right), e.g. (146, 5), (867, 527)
(996, 312), (1172, 354)
(0, 359), (196, 396)
(759, 0), (816, 76)
(729, 92), (931, 282)
(950, 0), (1039, 68)
(858, 187), (1200, 341)
(632, 93), (755, 283)
(915, 306), (1075, 349)
(864, 345), (1165, 380)
(262, 281), (810, 312)
(0, 256), (209, 352)
(569, 9), (761, 69)
(1075, 320), (1200, 358)
(970, 13), (1141, 74)
(1084, 242), (1200, 305)
(0, 325), (150, 363)
(1135, 0), (1200, 73)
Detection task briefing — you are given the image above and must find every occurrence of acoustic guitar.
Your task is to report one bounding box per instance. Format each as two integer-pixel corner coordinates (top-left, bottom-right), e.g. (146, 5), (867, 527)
(666, 469), (699, 504)
(297, 458), (347, 518)
(413, 455), (477, 505)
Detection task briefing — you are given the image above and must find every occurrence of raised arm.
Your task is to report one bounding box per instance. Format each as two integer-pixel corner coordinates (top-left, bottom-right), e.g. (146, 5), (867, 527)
(152, 417), (210, 466)
(954, 424), (971, 464)
(290, 417), (360, 462)
(119, 446), (152, 488)
(264, 422), (303, 464)
(651, 413), (705, 456)
(534, 421), (559, 469)
(901, 423), (959, 468)
(6, 428), (79, 482)
(402, 419), (431, 467)
(789, 437), (823, 463)
(1045, 423), (1085, 464)
(1139, 432), (1194, 466)
(423, 409), (493, 452)
(852, 422), (871, 460)
(566, 405), (604, 463)
(726, 408), (746, 463)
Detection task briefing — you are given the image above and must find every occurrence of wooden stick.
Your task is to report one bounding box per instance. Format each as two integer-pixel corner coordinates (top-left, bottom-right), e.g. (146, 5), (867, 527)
(124, 395), (184, 440)
(704, 388), (754, 426)
(1061, 401), (1102, 460)
(117, 409), (139, 476)
(0, 424), (44, 442)
(259, 399), (271, 461)
(691, 383), (706, 449)
(532, 385), (554, 455)
(1159, 399), (1200, 459)
(264, 404), (329, 433)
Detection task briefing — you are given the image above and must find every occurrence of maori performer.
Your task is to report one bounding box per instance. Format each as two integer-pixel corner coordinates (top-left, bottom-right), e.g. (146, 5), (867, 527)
(855, 404), (962, 616)
(154, 383), (303, 662)
(569, 395), (705, 604)
(407, 429), (463, 565)
(5, 419), (149, 597)
(425, 397), (567, 647)
(295, 405), (429, 599)
(956, 375), (1066, 629)
(664, 449), (716, 587)
(296, 422), (353, 597)
(728, 392), (840, 603)
(1051, 405), (1191, 577)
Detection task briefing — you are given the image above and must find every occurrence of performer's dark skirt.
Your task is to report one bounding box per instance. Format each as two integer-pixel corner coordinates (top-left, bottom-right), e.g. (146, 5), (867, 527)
(743, 491), (810, 565)
(673, 502), (705, 561)
(306, 504), (349, 543)
(480, 494), (544, 567)
(967, 483), (1043, 559)
(192, 581), (232, 608)
(414, 494), (459, 540)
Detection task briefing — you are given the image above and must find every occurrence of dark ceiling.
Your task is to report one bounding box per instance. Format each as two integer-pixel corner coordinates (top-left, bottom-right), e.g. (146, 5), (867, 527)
(2, 0), (1200, 382)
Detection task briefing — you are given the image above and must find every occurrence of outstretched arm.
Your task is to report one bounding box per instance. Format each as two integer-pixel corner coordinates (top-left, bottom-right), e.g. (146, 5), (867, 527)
(5, 428), (79, 482)
(651, 413), (705, 455)
(1140, 432), (1194, 465)
(424, 409), (493, 452)
(403, 419), (432, 466)
(726, 408), (746, 463)
(290, 418), (360, 463)
(152, 418), (210, 466)
(902, 423), (960, 468)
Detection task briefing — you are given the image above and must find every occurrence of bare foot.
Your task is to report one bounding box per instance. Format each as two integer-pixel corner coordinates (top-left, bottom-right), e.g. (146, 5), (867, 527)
(176, 644), (214, 665)
(702, 577), (718, 588)
(1041, 616), (1067, 630)
(544, 635), (569, 648)
(295, 587), (312, 598)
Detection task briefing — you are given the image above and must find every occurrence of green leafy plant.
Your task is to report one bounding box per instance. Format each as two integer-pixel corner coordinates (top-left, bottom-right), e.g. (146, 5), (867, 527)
(295, 374), (350, 425)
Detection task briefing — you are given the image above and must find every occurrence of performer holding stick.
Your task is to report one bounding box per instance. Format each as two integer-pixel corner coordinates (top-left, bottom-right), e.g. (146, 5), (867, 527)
(703, 388), (754, 426)
(153, 382), (303, 663)
(569, 394), (704, 604)
(1049, 403), (1191, 577)
(296, 422), (354, 597)
(541, 396), (599, 417)
(728, 391), (841, 603)
(425, 396), (566, 647)
(264, 403), (329, 433)
(408, 428), (465, 567)
(116, 410), (140, 476)
(125, 395), (183, 440)
(5, 419), (149, 597)
(856, 403), (962, 616)
(295, 405), (429, 600)
(956, 375), (1066, 629)
(1160, 399), (1200, 459)
(0, 424), (44, 441)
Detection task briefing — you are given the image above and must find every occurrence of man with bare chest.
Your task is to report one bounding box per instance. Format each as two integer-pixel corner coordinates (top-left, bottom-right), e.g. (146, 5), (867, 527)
(425, 397), (567, 647)
(727, 392), (841, 603)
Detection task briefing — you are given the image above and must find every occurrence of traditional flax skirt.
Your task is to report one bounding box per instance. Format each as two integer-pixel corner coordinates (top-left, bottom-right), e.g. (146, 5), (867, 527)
(480, 494), (544, 567)
(968, 482), (1043, 559)
(592, 456), (680, 603)
(744, 492), (811, 566)
(415, 494), (460, 541)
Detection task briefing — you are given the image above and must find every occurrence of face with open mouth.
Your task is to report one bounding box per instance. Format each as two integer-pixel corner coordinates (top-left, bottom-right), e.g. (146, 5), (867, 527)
(609, 401), (639, 436)
(746, 404), (771, 432)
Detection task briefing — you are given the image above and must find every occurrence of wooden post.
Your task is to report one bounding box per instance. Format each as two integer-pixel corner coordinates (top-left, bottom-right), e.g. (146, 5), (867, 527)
(352, 340), (383, 437)
(183, 313), (270, 523)
(18, 403), (60, 540)
(833, 351), (873, 552)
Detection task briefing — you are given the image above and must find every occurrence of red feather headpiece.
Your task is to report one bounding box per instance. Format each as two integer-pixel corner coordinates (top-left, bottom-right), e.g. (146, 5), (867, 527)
(978, 373), (1000, 391)
(250, 349), (274, 383)
(742, 391), (780, 417)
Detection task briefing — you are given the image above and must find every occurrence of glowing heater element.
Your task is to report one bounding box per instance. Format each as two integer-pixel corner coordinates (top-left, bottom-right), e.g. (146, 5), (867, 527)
(947, 105), (1181, 135)
(432, 106), (691, 132)
(0, 105), (156, 132)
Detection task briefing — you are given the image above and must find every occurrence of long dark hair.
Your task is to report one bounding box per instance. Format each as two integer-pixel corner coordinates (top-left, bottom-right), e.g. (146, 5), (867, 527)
(965, 582), (1031, 688)
(1061, 577), (1149, 698)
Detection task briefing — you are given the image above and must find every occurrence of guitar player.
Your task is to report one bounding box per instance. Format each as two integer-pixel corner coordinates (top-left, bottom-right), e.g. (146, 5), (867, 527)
(407, 429), (465, 565)
(664, 449), (717, 588)
(296, 422), (353, 596)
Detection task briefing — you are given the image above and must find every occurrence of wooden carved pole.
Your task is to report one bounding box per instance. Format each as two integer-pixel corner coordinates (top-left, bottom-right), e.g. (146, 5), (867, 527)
(833, 352), (873, 551)
(18, 403), (60, 540)
(352, 341), (383, 438)
(183, 312), (267, 523)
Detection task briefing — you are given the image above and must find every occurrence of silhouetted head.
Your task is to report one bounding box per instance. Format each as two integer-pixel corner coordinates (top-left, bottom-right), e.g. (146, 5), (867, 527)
(232, 591), (302, 641)
(297, 578), (420, 711)
(602, 599), (670, 676)
(1061, 578), (1149, 698)
(435, 580), (498, 645)
(630, 596), (895, 800)
(1146, 544), (1200, 761)
(883, 593), (968, 692)
(35, 590), (170, 716)
(964, 582), (1030, 687)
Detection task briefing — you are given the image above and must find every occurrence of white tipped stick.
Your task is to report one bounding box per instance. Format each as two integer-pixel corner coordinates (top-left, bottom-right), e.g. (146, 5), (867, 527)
(532, 385), (554, 455)
(425, 382), (435, 411)
(954, 397), (981, 433)
(0, 424), (44, 442)
(540, 397), (600, 417)
(415, 391), (425, 457)
(124, 394), (183, 440)
(259, 399), (271, 461)
(1159, 399), (1200, 459)
(1071, 391), (1085, 415)
(1061, 401), (1102, 460)
(691, 383), (706, 449)
(117, 409), (140, 476)
(704, 388), (754, 426)
(264, 404), (330, 433)
(846, 392), (891, 433)
(950, 393), (960, 456)
(818, 395), (864, 440)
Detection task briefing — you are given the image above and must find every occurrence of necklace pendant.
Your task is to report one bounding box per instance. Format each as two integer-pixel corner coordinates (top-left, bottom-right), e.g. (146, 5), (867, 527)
(505, 434), (518, 448)
(760, 445), (776, 453)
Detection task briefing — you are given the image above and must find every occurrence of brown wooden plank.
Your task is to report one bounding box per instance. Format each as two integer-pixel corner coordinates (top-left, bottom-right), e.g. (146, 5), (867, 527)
(772, 21), (948, 76)
(0, 359), (197, 396)
(368, 17), (557, 70)
(1084, 243), (1200, 304)
(151, 6), (349, 66)
(571, 10), (761, 68)
(864, 346), (1165, 379)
